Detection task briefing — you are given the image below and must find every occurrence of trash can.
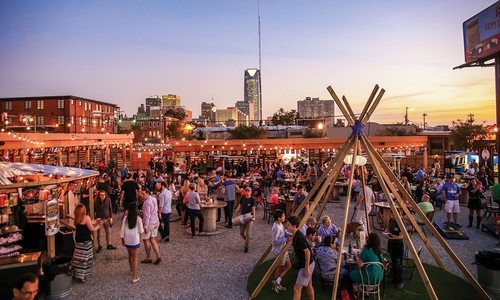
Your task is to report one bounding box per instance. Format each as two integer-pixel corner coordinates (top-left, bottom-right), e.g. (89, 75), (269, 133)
(43, 256), (72, 299)
(475, 250), (500, 299)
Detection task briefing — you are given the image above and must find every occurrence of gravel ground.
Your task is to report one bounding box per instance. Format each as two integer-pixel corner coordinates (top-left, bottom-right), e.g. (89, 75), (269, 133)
(70, 195), (498, 300)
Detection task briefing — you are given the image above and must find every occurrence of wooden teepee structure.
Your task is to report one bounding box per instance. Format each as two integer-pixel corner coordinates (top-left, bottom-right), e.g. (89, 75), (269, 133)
(249, 85), (491, 300)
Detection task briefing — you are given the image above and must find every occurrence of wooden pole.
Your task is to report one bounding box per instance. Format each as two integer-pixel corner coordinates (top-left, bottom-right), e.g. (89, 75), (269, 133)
(364, 140), (439, 300)
(315, 175), (337, 221)
(250, 137), (355, 299)
(342, 96), (356, 121)
(360, 165), (371, 235)
(332, 137), (359, 300)
(359, 84), (379, 122)
(361, 135), (491, 300)
(361, 89), (385, 124)
(327, 86), (355, 126)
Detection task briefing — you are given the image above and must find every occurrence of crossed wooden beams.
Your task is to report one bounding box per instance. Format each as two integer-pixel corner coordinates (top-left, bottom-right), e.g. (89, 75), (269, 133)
(249, 85), (491, 300)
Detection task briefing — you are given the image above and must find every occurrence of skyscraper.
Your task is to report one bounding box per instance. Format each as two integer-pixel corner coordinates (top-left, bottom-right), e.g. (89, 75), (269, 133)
(297, 97), (336, 127)
(244, 68), (261, 122)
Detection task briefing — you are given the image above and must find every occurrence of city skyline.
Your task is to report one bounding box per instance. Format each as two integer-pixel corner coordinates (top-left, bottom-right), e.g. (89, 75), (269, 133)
(0, 0), (497, 126)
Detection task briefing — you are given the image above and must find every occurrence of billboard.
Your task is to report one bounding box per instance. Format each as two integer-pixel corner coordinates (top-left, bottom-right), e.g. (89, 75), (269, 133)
(463, 1), (500, 63)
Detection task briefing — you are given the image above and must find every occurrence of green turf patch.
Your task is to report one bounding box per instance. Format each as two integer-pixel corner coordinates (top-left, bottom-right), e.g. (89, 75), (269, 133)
(247, 260), (480, 299)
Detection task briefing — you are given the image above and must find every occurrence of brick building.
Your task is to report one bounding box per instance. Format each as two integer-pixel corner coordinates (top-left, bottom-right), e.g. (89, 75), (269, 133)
(0, 96), (118, 133)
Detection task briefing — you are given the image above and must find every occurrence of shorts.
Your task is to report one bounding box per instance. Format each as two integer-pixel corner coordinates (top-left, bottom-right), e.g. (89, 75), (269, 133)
(275, 251), (290, 267)
(296, 261), (315, 287)
(125, 244), (141, 249)
(445, 200), (460, 214)
(141, 224), (159, 240)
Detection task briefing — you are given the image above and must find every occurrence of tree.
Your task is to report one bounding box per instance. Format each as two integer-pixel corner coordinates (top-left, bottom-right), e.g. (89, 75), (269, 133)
(228, 125), (267, 139)
(334, 119), (346, 127)
(164, 108), (186, 121)
(166, 120), (183, 139)
(450, 114), (489, 151)
(271, 108), (299, 125)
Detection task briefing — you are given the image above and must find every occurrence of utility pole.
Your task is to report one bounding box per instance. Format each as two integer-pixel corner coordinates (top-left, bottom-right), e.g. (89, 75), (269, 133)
(422, 113), (428, 130)
(405, 106), (409, 126)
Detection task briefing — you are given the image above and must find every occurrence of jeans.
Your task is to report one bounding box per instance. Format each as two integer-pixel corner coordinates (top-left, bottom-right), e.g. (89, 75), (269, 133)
(225, 201), (234, 226)
(95, 219), (111, 247)
(159, 212), (171, 239)
(240, 220), (253, 248)
(189, 209), (204, 236)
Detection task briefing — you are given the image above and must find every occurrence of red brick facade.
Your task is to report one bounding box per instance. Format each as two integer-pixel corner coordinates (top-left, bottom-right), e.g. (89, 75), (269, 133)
(0, 96), (118, 133)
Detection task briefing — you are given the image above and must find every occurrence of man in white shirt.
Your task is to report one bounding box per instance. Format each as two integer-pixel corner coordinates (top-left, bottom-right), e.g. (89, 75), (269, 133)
(355, 185), (375, 232)
(157, 181), (172, 242)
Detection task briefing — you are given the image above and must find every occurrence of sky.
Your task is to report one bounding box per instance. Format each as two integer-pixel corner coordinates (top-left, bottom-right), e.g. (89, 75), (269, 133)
(0, 0), (497, 126)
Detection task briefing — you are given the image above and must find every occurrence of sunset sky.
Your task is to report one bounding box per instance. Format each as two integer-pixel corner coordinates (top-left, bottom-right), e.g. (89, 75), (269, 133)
(0, 0), (497, 126)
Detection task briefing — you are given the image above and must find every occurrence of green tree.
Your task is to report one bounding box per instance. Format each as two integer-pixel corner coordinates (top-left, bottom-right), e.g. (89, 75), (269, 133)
(271, 108), (299, 125)
(166, 120), (183, 139)
(450, 114), (488, 151)
(228, 125), (267, 139)
(164, 108), (186, 121)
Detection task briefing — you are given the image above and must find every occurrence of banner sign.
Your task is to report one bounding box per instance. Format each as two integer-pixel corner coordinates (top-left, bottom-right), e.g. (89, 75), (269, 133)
(45, 198), (60, 236)
(463, 1), (500, 63)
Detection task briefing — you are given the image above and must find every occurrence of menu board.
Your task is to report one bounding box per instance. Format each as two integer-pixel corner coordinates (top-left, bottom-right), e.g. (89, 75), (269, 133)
(45, 198), (60, 236)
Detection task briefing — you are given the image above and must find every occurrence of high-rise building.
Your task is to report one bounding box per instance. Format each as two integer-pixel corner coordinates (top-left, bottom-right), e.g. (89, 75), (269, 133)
(162, 94), (181, 107)
(235, 100), (254, 121)
(201, 102), (216, 122)
(215, 107), (249, 127)
(244, 68), (261, 122)
(297, 97), (336, 127)
(145, 96), (162, 117)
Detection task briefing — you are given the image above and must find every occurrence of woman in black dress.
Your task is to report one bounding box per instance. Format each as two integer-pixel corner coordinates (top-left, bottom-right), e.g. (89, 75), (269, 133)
(467, 178), (484, 228)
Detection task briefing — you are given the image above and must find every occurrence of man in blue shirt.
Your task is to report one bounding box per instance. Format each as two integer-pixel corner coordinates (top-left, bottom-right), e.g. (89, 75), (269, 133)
(415, 166), (425, 182)
(222, 173), (238, 228)
(441, 174), (461, 227)
(293, 185), (308, 218)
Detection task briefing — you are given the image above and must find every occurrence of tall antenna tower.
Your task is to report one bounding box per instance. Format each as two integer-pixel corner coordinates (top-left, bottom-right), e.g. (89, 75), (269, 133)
(257, 0), (263, 122)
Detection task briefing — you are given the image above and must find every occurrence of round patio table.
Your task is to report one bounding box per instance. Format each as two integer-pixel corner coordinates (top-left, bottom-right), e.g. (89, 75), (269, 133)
(200, 200), (227, 232)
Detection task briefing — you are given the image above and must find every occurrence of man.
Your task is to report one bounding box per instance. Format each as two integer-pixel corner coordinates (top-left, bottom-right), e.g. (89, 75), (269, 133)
(12, 273), (39, 300)
(222, 173), (238, 228)
(355, 184), (375, 232)
(67, 182), (78, 217)
(317, 215), (341, 239)
(165, 159), (175, 176)
(141, 189), (161, 264)
(300, 216), (317, 235)
(235, 187), (256, 253)
(441, 173), (461, 227)
(414, 194), (435, 224)
(158, 181), (172, 242)
(96, 173), (110, 195)
(415, 166), (425, 182)
(271, 210), (291, 294)
(94, 190), (116, 252)
(286, 216), (315, 300)
(120, 173), (139, 211)
(292, 185), (308, 218)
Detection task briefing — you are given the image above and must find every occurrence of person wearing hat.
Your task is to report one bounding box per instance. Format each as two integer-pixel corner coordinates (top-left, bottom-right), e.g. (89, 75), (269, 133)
(441, 174), (461, 227)
(235, 186), (256, 253)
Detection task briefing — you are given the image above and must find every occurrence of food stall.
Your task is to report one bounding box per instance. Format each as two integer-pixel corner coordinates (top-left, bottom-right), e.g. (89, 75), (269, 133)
(0, 162), (99, 298)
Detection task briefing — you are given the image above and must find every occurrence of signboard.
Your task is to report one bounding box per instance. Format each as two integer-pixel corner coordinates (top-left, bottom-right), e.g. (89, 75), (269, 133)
(45, 198), (60, 236)
(463, 1), (500, 63)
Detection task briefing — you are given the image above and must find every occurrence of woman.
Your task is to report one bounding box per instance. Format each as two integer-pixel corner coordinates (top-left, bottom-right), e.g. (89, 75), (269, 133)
(72, 204), (100, 283)
(349, 232), (384, 285)
(467, 178), (484, 228)
(385, 211), (404, 289)
(401, 176), (411, 194)
(316, 236), (355, 299)
(269, 187), (280, 208)
(186, 183), (204, 238)
(196, 177), (208, 201)
(179, 180), (191, 226)
(120, 204), (144, 283)
(415, 179), (428, 203)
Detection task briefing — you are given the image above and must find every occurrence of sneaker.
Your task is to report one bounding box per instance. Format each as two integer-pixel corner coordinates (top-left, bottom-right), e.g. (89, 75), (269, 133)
(162, 237), (170, 242)
(244, 247), (249, 253)
(271, 280), (280, 294)
(107, 245), (117, 250)
(192, 236), (196, 239)
(277, 284), (287, 291)
(96, 246), (102, 253)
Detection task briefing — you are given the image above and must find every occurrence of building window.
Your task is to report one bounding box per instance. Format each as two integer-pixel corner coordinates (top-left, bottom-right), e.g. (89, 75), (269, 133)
(37, 100), (44, 109)
(79, 117), (84, 125)
(57, 99), (64, 109)
(58, 116), (65, 124)
(24, 101), (31, 110)
(84, 102), (88, 111)
(140, 122), (144, 128)
(36, 116), (44, 125)
(70, 116), (74, 125)
(79, 100), (82, 106)
(71, 99), (74, 105)
(5, 101), (12, 110)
